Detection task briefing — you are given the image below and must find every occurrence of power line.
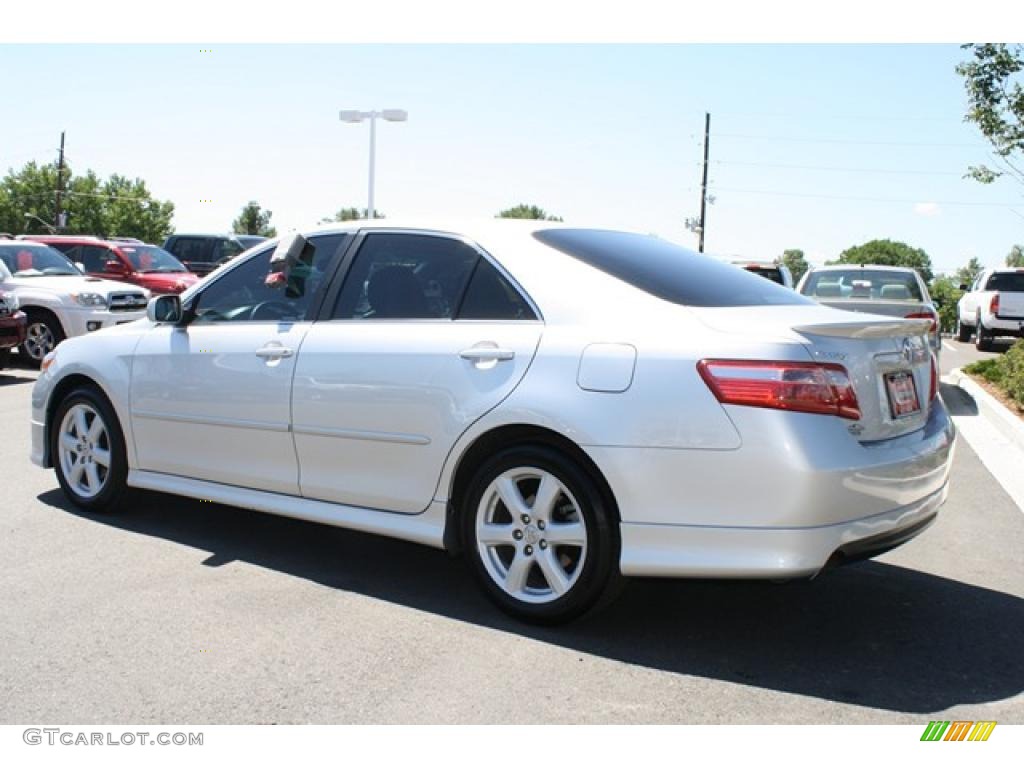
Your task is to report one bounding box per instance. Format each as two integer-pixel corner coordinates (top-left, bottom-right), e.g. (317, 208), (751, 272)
(712, 159), (966, 176)
(715, 132), (985, 149)
(714, 185), (1023, 208)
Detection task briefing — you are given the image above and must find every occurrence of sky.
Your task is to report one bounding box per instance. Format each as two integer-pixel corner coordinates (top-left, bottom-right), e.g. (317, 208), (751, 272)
(2, 43), (1023, 275)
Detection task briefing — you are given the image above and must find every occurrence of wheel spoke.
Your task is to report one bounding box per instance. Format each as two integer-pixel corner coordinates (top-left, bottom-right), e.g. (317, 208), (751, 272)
(60, 432), (79, 453)
(531, 472), (561, 519)
(545, 520), (586, 547)
(504, 553), (532, 593)
(84, 463), (101, 493)
(69, 459), (85, 487)
(73, 408), (89, 439)
(536, 549), (570, 596)
(92, 447), (111, 468)
(86, 417), (105, 443)
(478, 522), (517, 546)
(496, 476), (530, 519)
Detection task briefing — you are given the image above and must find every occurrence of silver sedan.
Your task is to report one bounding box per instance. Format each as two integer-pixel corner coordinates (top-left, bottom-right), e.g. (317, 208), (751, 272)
(30, 221), (955, 623)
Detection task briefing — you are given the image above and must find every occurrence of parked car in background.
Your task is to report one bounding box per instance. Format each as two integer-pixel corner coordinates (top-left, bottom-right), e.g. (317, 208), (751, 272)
(733, 260), (793, 288)
(0, 288), (27, 369)
(956, 267), (1024, 350)
(797, 265), (941, 356)
(32, 221), (953, 623)
(162, 233), (267, 276)
(0, 241), (148, 365)
(21, 235), (198, 295)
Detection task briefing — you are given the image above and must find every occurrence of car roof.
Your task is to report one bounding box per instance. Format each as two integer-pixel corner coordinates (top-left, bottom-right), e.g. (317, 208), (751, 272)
(808, 264), (921, 275)
(169, 233), (264, 239)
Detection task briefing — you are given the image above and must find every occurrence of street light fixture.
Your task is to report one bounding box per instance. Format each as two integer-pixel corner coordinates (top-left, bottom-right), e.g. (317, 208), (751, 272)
(338, 108), (408, 219)
(24, 213), (57, 234)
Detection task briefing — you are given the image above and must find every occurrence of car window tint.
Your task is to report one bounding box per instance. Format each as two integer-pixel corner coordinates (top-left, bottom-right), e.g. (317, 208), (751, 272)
(194, 234), (347, 323)
(457, 258), (537, 320)
(80, 245), (113, 273)
(212, 238), (245, 262)
(332, 234), (479, 319)
(986, 272), (1024, 292)
(800, 270), (924, 301)
(534, 229), (812, 307)
(172, 238), (212, 264)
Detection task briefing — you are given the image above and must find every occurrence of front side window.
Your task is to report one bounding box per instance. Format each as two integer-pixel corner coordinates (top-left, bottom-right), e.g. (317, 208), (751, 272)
(212, 238), (246, 263)
(332, 233), (479, 319)
(80, 245), (114, 273)
(194, 234), (347, 323)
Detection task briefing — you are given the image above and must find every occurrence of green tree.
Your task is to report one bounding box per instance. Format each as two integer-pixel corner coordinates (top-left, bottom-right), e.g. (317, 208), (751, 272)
(957, 44), (1024, 185)
(318, 207), (383, 224)
(0, 161), (174, 242)
(929, 275), (964, 333)
(831, 239), (934, 283)
(496, 204), (563, 221)
(955, 257), (985, 287)
(776, 248), (809, 284)
(232, 201), (277, 237)
(1008, 244), (1024, 267)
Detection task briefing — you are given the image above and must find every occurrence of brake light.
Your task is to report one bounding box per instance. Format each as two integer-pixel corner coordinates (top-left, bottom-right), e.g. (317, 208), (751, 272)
(905, 311), (938, 334)
(990, 294), (1000, 316)
(697, 360), (861, 420)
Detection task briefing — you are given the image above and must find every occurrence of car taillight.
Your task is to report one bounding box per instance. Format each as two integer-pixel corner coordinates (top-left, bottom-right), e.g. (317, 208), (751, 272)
(905, 311), (938, 334)
(929, 352), (938, 403)
(697, 360), (861, 420)
(991, 294), (1000, 316)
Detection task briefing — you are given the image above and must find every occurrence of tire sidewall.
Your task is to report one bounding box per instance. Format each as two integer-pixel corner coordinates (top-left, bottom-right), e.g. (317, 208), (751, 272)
(461, 445), (618, 624)
(51, 387), (129, 513)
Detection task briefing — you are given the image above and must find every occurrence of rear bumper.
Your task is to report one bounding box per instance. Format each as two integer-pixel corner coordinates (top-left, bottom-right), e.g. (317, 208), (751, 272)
(619, 481), (947, 578)
(986, 316), (1024, 336)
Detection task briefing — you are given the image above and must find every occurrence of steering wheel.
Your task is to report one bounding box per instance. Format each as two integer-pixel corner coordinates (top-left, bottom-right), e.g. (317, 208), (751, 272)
(249, 300), (295, 321)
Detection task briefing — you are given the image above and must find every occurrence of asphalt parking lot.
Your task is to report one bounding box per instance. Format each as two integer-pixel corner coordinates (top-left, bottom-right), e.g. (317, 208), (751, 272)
(1, 354), (1022, 724)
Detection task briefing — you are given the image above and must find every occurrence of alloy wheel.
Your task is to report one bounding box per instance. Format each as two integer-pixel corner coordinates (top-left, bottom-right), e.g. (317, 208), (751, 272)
(57, 403), (112, 499)
(24, 322), (55, 361)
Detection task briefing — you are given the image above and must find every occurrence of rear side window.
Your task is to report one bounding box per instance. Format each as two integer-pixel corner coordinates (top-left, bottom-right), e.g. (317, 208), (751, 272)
(986, 272), (1024, 292)
(457, 259), (537, 320)
(170, 238), (213, 263)
(533, 229), (812, 307)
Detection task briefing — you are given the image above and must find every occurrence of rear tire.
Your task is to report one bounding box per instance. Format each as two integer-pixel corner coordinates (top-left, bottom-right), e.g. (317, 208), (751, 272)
(51, 386), (129, 514)
(0, 347), (10, 369)
(461, 445), (621, 624)
(956, 318), (972, 343)
(976, 317), (994, 351)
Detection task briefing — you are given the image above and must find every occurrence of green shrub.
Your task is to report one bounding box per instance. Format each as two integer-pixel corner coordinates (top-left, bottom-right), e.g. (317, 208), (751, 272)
(964, 340), (1024, 406)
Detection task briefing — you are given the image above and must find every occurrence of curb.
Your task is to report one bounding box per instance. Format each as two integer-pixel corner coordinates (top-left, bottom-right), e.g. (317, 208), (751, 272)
(946, 368), (1024, 454)
(943, 368), (1024, 513)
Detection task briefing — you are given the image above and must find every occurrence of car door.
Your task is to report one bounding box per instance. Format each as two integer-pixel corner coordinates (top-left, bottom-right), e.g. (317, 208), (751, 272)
(130, 234), (349, 494)
(291, 231), (543, 514)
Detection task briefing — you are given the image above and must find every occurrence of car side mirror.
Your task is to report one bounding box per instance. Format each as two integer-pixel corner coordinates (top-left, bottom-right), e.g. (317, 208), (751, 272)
(104, 259), (127, 274)
(147, 294), (182, 323)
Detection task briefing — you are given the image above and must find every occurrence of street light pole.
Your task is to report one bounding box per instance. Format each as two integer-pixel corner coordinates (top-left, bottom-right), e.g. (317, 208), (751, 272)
(339, 109), (408, 220)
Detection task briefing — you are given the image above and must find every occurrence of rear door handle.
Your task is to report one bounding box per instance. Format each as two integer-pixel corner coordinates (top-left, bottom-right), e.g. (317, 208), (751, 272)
(459, 347), (515, 362)
(255, 344), (294, 359)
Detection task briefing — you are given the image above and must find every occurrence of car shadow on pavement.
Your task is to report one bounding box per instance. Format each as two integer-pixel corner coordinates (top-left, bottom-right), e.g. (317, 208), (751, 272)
(0, 372), (35, 386)
(939, 382), (979, 416)
(39, 487), (1024, 716)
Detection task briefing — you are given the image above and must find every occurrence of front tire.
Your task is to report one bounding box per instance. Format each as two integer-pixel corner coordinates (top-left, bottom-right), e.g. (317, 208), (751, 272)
(461, 445), (620, 624)
(51, 387), (129, 513)
(22, 309), (65, 366)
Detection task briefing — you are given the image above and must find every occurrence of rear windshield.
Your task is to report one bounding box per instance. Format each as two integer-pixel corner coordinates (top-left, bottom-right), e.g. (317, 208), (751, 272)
(800, 269), (924, 302)
(533, 229), (812, 307)
(986, 271), (1024, 292)
(743, 266), (786, 285)
(236, 236), (267, 250)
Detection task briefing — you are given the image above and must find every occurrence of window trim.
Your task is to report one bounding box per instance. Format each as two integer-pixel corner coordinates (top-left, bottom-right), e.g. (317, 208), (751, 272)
(315, 227), (543, 324)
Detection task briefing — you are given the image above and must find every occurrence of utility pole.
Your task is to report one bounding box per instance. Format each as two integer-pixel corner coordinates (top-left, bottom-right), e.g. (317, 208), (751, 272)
(696, 112), (712, 253)
(54, 131), (66, 231)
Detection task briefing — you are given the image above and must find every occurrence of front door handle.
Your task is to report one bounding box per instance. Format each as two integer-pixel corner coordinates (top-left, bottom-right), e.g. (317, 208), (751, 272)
(459, 346), (515, 362)
(255, 344), (294, 360)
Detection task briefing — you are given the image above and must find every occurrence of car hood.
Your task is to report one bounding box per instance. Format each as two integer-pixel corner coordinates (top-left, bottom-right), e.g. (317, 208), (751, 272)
(136, 272), (199, 291)
(2, 274), (147, 297)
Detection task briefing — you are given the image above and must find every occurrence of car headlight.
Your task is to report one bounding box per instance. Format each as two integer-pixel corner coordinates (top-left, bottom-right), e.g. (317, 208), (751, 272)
(70, 292), (108, 308)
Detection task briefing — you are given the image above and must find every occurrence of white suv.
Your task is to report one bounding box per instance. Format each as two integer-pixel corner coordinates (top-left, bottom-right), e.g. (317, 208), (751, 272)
(0, 240), (149, 364)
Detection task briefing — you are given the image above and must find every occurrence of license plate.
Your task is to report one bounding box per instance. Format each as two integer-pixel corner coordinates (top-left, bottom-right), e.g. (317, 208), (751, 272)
(885, 371), (920, 418)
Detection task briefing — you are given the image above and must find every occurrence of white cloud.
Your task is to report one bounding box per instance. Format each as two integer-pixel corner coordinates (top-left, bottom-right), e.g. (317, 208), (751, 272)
(914, 202), (941, 217)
